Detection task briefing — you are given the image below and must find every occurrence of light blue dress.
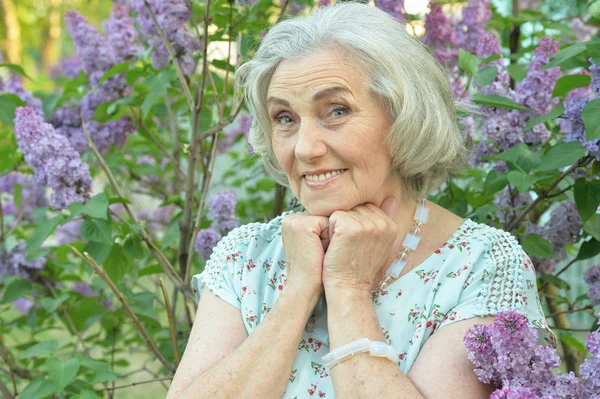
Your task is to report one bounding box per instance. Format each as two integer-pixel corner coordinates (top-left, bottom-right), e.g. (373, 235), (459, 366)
(192, 211), (554, 398)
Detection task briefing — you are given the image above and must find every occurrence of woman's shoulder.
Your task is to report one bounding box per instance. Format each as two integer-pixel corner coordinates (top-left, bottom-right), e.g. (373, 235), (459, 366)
(216, 209), (294, 251)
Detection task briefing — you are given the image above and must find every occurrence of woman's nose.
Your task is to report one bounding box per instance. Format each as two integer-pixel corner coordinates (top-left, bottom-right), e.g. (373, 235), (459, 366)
(294, 118), (327, 162)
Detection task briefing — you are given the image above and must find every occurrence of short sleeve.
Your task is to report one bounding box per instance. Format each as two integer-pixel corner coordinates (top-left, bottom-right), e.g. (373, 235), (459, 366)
(191, 228), (245, 310)
(438, 228), (556, 346)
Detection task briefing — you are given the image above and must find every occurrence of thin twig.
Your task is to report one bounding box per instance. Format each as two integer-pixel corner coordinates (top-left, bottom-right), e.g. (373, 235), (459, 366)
(69, 246), (174, 372)
(276, 0), (290, 23)
(0, 378), (12, 399)
(143, 1), (194, 112)
(80, 117), (185, 291)
(220, 2), (234, 119)
(506, 156), (593, 231)
(555, 258), (578, 278)
(98, 376), (173, 392)
(2, 194), (33, 241)
(546, 304), (595, 318)
(0, 329), (17, 397)
(110, 328), (117, 399)
(199, 100), (245, 141)
(158, 278), (181, 366)
(165, 96), (184, 194)
(130, 106), (185, 179)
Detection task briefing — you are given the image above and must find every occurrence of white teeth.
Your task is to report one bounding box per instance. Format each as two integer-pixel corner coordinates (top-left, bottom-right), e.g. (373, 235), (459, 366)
(305, 169), (345, 182)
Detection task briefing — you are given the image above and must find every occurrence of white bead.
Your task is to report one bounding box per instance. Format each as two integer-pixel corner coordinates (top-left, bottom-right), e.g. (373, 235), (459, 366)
(414, 203), (430, 224)
(402, 232), (421, 251)
(370, 341), (390, 357)
(386, 260), (406, 279)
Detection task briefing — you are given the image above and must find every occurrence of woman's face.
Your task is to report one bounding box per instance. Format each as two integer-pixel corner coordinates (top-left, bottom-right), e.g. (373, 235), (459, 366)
(268, 47), (401, 216)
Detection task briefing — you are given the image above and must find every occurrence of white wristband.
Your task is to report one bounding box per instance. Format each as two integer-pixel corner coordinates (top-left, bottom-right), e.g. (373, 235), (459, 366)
(321, 338), (397, 369)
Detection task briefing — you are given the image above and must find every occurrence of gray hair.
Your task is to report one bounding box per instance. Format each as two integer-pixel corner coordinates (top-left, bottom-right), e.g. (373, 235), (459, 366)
(236, 2), (472, 200)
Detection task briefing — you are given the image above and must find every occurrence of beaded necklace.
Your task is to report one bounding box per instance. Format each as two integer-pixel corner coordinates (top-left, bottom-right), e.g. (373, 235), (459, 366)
(372, 198), (430, 295)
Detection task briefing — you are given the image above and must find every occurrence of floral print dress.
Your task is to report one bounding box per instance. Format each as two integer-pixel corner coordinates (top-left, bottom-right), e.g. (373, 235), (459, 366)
(192, 211), (554, 398)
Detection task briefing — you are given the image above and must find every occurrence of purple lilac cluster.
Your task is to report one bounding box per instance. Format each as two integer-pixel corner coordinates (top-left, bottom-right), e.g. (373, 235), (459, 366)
(55, 219), (83, 245)
(103, 4), (142, 64)
(0, 75), (44, 116)
(584, 266), (600, 305)
(50, 56), (84, 80)
(473, 35), (560, 163)
(560, 83), (600, 159)
(464, 309), (591, 398)
(374, 0), (405, 20)
(423, 3), (457, 64)
(579, 320), (600, 396)
(493, 186), (532, 225)
(208, 190), (240, 234)
(133, 0), (199, 75)
(194, 228), (222, 260)
(58, 8), (137, 154)
(219, 114), (253, 154)
(456, 0), (492, 54)
(0, 173), (48, 221)
(0, 242), (46, 280)
(137, 204), (176, 233)
(13, 297), (34, 315)
(14, 106), (92, 210)
(72, 281), (113, 308)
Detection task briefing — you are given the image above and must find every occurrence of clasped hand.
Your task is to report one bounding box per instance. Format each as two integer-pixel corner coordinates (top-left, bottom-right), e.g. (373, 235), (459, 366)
(281, 196), (401, 294)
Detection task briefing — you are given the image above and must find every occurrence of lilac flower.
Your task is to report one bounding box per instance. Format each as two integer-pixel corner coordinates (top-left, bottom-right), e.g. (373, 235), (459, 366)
(456, 0), (492, 54)
(0, 242), (46, 280)
(544, 199), (582, 251)
(137, 204), (176, 232)
(580, 328), (600, 396)
(584, 265), (600, 305)
(374, 0), (405, 21)
(65, 10), (116, 85)
(561, 83), (600, 160)
(55, 219), (83, 245)
(208, 190), (240, 233)
(195, 228), (222, 260)
(50, 56), (84, 80)
(490, 387), (537, 399)
(14, 106), (92, 210)
(103, 5), (142, 63)
(493, 186), (532, 225)
(72, 282), (113, 308)
(133, 0), (200, 75)
(423, 3), (457, 64)
(516, 36), (561, 116)
(590, 59), (600, 98)
(219, 114), (252, 154)
(13, 297), (34, 315)
(238, 0), (259, 6)
(570, 18), (598, 42)
(0, 173), (48, 219)
(2, 75), (44, 115)
(475, 33), (510, 95)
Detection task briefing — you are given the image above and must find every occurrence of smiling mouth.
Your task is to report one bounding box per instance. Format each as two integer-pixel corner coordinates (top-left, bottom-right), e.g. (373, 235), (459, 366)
(304, 169), (347, 182)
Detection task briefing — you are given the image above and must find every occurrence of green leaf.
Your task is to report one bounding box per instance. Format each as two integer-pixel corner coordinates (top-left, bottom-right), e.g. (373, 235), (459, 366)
(584, 214), (600, 242)
(40, 293), (69, 313)
(583, 98), (600, 141)
(459, 48), (481, 76)
(539, 274), (571, 290)
(559, 332), (587, 354)
(472, 93), (529, 111)
(0, 279), (32, 304)
(83, 241), (113, 265)
(523, 102), (565, 131)
(521, 234), (554, 258)
(574, 178), (600, 222)
(72, 390), (100, 399)
(586, 40), (600, 65)
(69, 298), (107, 331)
(98, 62), (129, 85)
(89, 370), (117, 384)
(80, 218), (112, 244)
(507, 171), (545, 193)
(543, 42), (587, 70)
(552, 74), (591, 98)
(104, 244), (131, 283)
(475, 66), (498, 87)
(27, 215), (65, 253)
(488, 143), (540, 173)
(19, 376), (57, 399)
(138, 264), (163, 277)
(576, 238), (600, 261)
(21, 340), (59, 359)
(0, 93), (26, 125)
(13, 183), (23, 211)
(0, 63), (33, 80)
(124, 235), (145, 259)
(79, 358), (111, 372)
(83, 193), (109, 220)
(507, 64), (528, 83)
(537, 142), (587, 172)
(46, 358), (80, 392)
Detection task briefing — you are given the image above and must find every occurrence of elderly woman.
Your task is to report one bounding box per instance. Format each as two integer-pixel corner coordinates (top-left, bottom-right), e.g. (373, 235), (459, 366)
(168, 3), (551, 398)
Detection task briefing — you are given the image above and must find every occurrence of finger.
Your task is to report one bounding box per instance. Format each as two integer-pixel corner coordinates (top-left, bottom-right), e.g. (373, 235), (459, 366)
(379, 196), (397, 219)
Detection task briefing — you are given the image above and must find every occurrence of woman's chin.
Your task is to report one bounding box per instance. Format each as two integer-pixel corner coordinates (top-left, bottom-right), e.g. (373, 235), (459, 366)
(302, 201), (353, 217)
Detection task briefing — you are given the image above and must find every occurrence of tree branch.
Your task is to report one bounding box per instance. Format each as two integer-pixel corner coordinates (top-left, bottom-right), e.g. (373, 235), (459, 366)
(158, 278), (181, 366)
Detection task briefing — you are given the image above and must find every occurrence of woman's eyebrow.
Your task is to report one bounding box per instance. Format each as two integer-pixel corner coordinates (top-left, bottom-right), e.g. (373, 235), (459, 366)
(267, 86), (353, 108)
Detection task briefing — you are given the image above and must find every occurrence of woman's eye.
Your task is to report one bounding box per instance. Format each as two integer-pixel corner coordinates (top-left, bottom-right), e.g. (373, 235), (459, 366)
(331, 107), (349, 118)
(275, 114), (293, 125)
